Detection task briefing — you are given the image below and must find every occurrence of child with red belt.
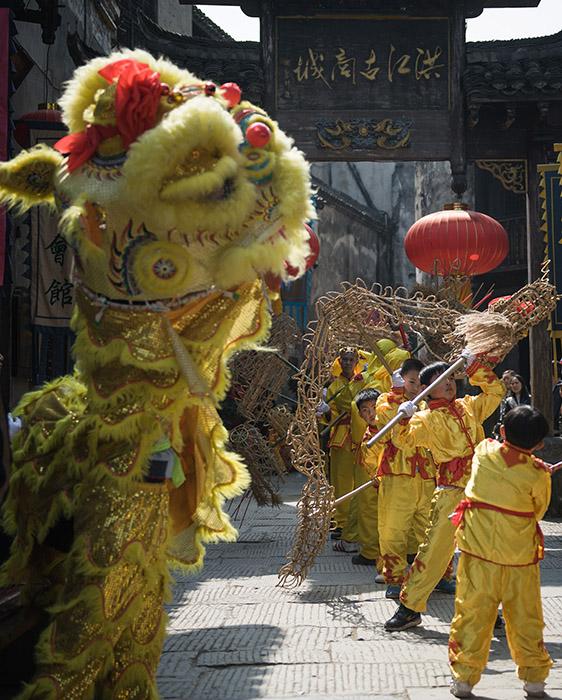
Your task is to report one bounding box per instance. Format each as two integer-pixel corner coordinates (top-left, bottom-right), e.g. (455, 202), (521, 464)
(352, 388), (383, 569)
(449, 406), (553, 699)
(318, 348), (371, 552)
(384, 351), (504, 631)
(375, 359), (437, 600)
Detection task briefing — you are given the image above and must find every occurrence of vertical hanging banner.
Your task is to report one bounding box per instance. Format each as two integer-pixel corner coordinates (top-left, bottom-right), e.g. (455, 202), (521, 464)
(539, 160), (562, 334)
(0, 8), (10, 286)
(29, 129), (73, 327)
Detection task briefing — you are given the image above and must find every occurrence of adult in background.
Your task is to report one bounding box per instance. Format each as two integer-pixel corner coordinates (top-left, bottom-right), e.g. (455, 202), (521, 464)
(503, 374), (531, 415)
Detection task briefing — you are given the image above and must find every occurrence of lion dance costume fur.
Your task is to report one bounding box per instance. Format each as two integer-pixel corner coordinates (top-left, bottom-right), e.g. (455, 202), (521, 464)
(0, 50), (312, 698)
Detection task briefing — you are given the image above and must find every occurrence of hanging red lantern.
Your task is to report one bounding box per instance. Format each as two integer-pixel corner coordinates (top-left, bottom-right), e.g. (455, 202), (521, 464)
(404, 204), (509, 277)
(14, 104), (64, 148)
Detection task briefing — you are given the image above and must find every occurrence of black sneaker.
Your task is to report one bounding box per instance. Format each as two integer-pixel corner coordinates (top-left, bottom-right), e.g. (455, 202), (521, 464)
(351, 554), (377, 566)
(384, 604), (422, 632)
(330, 527), (342, 540)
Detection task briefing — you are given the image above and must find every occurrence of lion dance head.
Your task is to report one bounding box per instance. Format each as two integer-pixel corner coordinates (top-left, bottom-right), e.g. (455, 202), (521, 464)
(0, 51), (314, 580)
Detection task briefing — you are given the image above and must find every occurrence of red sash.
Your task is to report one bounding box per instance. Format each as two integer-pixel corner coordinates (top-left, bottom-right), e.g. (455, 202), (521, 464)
(451, 498), (544, 561)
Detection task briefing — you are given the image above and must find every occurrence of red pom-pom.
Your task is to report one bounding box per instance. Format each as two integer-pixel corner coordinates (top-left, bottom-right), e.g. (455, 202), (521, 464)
(220, 82), (242, 108)
(246, 122), (271, 148)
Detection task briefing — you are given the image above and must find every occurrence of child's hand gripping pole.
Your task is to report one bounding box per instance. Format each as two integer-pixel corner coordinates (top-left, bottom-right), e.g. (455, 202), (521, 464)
(333, 356), (466, 506)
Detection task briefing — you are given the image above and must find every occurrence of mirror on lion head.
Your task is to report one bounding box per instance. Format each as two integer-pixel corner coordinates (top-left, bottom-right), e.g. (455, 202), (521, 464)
(0, 49), (313, 302)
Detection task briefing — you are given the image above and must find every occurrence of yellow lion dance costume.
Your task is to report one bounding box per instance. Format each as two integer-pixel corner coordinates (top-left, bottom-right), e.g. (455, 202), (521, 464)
(0, 50), (312, 698)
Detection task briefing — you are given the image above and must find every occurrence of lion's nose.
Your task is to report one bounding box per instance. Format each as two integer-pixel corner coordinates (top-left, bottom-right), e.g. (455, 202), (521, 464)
(158, 99), (242, 202)
(160, 153), (237, 201)
(160, 147), (238, 201)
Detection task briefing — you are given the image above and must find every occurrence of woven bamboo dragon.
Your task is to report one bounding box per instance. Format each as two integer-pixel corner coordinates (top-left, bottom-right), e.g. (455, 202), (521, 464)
(278, 270), (558, 587)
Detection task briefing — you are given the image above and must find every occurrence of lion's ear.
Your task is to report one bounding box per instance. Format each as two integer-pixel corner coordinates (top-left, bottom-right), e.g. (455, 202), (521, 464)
(0, 145), (64, 213)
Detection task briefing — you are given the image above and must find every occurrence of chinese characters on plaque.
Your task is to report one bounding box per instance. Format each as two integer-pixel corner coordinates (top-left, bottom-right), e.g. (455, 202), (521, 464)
(276, 15), (450, 110)
(292, 45), (444, 89)
(29, 132), (74, 327)
(276, 17), (450, 112)
(274, 16), (453, 158)
(540, 166), (562, 333)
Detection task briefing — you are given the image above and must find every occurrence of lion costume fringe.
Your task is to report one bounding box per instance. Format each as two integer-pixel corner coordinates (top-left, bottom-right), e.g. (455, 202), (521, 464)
(0, 50), (312, 698)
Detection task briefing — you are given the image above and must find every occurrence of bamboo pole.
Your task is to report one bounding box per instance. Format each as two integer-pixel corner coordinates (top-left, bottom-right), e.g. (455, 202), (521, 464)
(333, 356), (465, 505)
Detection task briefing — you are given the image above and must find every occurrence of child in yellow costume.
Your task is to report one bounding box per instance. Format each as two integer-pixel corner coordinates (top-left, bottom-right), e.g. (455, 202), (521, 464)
(321, 341), (409, 558)
(352, 388), (383, 569)
(0, 50), (312, 699)
(318, 347), (370, 552)
(351, 340), (410, 568)
(449, 406), (553, 699)
(384, 351), (504, 632)
(374, 359), (437, 600)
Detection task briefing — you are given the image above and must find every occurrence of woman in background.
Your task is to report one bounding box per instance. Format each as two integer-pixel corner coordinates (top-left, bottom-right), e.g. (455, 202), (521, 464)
(504, 374), (531, 413)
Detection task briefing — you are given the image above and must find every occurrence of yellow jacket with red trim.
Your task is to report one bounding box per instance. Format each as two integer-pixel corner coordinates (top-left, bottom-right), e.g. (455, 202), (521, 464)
(392, 362), (504, 488)
(375, 388), (435, 479)
(326, 373), (370, 450)
(326, 342), (410, 451)
(454, 438), (551, 566)
(359, 424), (383, 479)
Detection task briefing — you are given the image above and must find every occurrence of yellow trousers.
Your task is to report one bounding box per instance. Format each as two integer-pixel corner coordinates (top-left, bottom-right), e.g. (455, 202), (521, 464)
(400, 487), (463, 612)
(331, 448), (380, 559)
(378, 474), (435, 584)
(356, 474), (381, 562)
(449, 554), (552, 686)
(331, 446), (355, 533)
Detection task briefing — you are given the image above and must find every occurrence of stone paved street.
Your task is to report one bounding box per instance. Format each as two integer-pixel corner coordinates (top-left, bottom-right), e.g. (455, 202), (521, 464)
(157, 473), (562, 700)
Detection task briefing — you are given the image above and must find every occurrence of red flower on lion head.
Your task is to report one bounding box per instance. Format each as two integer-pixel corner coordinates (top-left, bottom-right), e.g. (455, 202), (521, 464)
(98, 59), (162, 148)
(55, 59), (163, 172)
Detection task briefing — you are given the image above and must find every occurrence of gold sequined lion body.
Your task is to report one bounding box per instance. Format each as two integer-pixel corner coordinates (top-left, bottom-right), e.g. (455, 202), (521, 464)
(0, 50), (312, 698)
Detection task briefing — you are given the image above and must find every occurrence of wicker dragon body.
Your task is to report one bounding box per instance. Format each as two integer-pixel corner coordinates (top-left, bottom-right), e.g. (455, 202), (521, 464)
(0, 50), (312, 698)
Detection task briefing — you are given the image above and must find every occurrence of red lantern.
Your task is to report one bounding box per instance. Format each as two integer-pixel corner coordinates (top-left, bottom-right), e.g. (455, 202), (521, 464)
(14, 105), (64, 148)
(404, 205), (509, 276)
